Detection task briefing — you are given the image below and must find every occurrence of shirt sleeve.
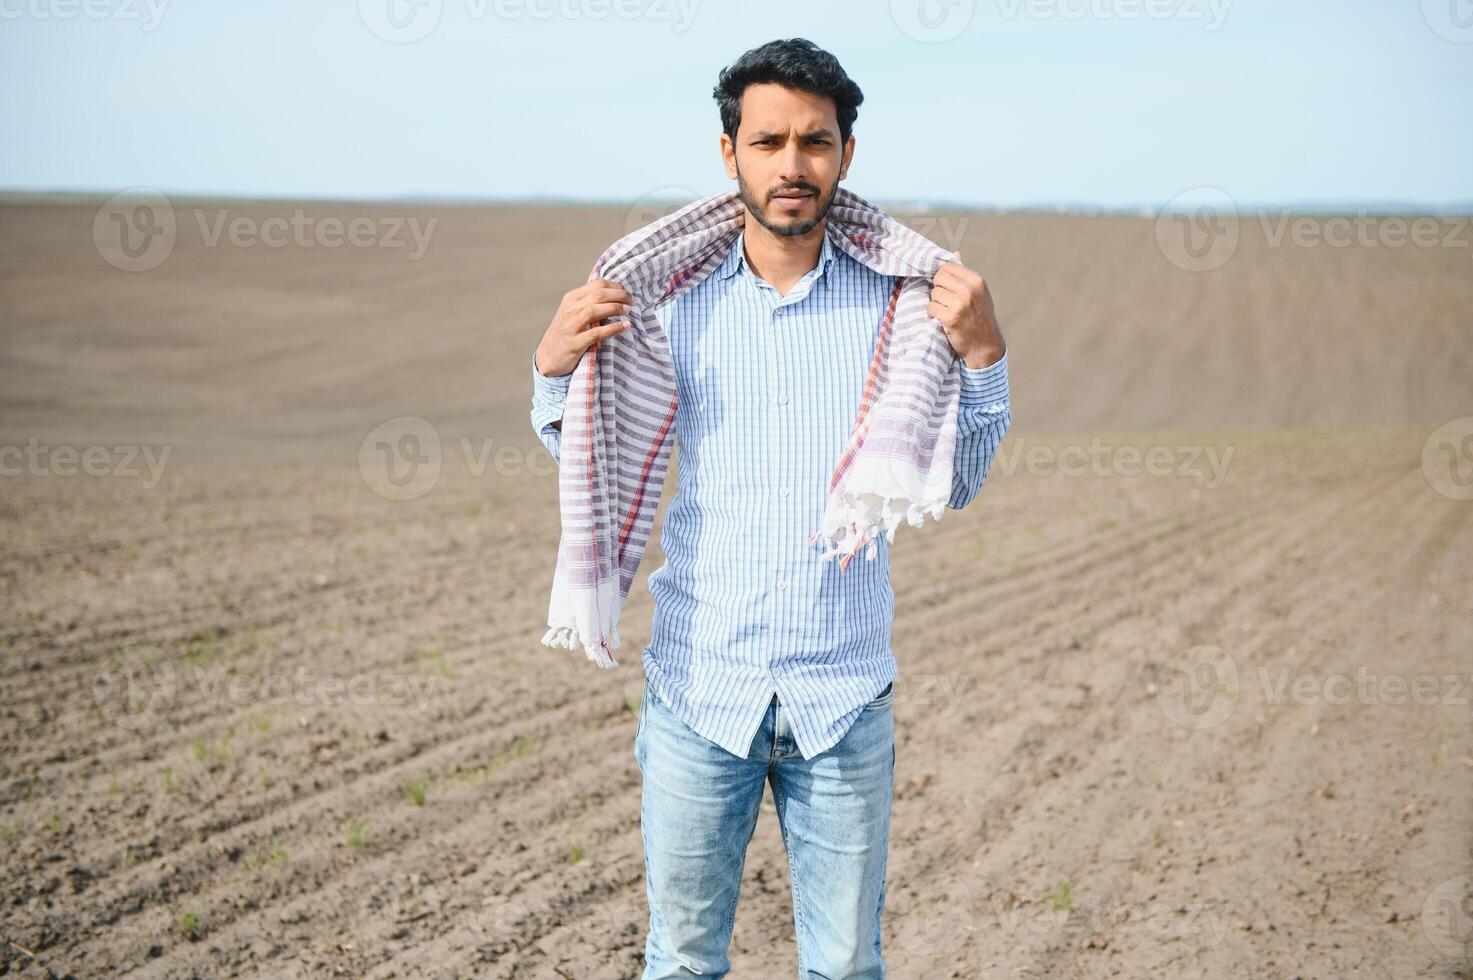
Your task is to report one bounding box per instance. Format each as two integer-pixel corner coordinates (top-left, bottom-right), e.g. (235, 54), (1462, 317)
(530, 349), (573, 466)
(947, 349), (1012, 510)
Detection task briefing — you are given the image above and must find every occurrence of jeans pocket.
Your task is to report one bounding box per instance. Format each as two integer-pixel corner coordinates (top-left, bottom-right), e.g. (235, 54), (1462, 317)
(865, 681), (894, 710)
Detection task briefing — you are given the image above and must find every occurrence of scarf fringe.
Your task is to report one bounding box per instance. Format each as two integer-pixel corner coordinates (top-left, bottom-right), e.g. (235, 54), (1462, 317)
(540, 624), (622, 668)
(811, 490), (948, 569)
(542, 565), (625, 668)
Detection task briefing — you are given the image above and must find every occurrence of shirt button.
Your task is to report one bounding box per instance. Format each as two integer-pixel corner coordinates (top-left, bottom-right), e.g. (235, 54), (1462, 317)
(779, 486), (790, 497)
(777, 579), (788, 591)
(777, 394), (789, 406)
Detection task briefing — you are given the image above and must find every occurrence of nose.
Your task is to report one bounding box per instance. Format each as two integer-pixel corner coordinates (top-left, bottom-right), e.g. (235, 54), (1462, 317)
(777, 136), (806, 188)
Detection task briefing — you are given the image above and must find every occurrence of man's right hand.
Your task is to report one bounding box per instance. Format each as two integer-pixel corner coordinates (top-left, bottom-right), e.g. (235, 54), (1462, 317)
(534, 279), (636, 378)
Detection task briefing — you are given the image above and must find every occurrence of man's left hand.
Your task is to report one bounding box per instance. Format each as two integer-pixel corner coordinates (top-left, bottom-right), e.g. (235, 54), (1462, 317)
(927, 251), (1006, 369)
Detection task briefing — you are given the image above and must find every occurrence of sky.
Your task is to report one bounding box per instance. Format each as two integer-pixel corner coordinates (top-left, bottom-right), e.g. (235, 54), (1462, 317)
(1, 0), (1470, 211)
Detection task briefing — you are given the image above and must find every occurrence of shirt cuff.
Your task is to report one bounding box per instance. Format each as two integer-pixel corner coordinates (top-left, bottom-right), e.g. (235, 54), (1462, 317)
(532, 349), (574, 400)
(958, 349), (1009, 406)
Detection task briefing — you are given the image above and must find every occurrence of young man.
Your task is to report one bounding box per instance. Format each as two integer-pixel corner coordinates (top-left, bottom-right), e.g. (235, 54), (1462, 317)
(530, 37), (1010, 980)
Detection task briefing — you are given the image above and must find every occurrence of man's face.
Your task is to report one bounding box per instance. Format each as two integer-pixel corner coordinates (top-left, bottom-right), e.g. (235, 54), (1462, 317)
(722, 82), (854, 238)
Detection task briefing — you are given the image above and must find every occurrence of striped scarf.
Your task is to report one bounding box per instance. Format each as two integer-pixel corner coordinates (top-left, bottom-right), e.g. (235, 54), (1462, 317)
(541, 187), (965, 667)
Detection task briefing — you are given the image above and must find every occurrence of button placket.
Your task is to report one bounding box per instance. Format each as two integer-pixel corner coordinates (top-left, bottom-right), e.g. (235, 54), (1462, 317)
(756, 279), (783, 666)
(752, 261), (824, 679)
(770, 284), (808, 642)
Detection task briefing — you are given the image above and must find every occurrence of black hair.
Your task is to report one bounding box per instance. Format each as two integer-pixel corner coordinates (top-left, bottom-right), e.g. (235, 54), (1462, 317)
(712, 38), (864, 146)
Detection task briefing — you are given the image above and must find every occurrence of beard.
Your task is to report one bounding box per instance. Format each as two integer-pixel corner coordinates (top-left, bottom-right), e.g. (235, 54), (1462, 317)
(734, 162), (839, 238)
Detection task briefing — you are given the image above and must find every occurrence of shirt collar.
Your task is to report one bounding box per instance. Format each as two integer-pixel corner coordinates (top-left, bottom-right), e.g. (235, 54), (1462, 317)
(717, 225), (836, 283)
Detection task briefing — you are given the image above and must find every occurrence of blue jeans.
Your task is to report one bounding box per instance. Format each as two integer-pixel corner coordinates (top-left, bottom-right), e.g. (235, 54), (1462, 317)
(634, 680), (896, 979)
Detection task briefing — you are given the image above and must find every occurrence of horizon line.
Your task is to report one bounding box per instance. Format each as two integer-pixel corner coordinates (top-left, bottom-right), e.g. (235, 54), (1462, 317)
(3, 186), (1471, 218)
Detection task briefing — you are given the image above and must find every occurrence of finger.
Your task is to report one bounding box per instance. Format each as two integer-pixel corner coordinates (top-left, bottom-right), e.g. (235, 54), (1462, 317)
(568, 287), (631, 314)
(583, 281), (634, 304)
(926, 300), (957, 325)
(928, 283), (965, 309)
(939, 256), (978, 282)
(578, 301), (634, 328)
(577, 320), (633, 348)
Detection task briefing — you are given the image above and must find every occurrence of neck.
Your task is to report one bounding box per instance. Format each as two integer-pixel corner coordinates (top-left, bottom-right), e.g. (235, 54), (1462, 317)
(741, 215), (825, 296)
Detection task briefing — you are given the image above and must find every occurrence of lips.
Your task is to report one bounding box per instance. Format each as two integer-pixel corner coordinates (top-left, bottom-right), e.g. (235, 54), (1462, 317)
(773, 192), (813, 211)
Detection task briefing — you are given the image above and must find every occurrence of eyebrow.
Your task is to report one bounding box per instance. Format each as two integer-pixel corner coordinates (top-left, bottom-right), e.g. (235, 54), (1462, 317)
(749, 128), (835, 140)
